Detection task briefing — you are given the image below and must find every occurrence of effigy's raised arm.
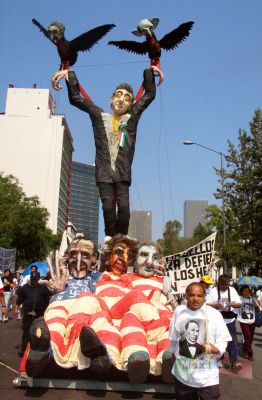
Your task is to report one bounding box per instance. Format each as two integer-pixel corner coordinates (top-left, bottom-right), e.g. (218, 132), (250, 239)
(46, 250), (69, 293)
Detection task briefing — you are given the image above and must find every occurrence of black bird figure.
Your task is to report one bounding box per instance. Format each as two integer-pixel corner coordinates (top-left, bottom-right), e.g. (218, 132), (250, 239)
(32, 19), (115, 69)
(108, 18), (194, 70)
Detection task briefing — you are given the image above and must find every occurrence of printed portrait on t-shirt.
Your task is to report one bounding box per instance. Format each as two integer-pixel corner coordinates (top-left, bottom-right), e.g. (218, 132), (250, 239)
(179, 319), (205, 359)
(241, 302), (254, 319)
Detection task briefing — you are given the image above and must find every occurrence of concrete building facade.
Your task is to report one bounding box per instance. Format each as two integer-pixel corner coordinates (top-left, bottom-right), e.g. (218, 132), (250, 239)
(184, 200), (208, 237)
(0, 86), (73, 233)
(70, 162), (99, 243)
(128, 211), (152, 242)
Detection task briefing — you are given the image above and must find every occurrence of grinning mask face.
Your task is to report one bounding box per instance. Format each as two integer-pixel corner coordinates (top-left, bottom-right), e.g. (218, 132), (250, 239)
(109, 241), (131, 275)
(136, 245), (160, 277)
(67, 239), (95, 278)
(111, 89), (133, 116)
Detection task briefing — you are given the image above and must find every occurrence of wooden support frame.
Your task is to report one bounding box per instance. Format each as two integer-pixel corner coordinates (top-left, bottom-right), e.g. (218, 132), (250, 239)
(13, 373), (175, 394)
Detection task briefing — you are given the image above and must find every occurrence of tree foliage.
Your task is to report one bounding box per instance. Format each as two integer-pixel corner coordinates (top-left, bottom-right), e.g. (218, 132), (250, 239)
(158, 109), (262, 274)
(0, 173), (61, 267)
(212, 108), (262, 272)
(157, 219), (212, 256)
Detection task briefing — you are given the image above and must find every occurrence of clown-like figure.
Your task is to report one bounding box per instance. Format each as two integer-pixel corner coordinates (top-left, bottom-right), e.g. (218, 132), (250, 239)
(91, 241), (176, 383)
(25, 237), (117, 377)
(48, 237), (100, 300)
(25, 235), (138, 377)
(95, 234), (138, 308)
(25, 237), (175, 384)
(109, 242), (176, 383)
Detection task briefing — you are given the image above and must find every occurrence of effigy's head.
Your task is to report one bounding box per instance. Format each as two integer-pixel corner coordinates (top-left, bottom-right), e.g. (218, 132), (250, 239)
(67, 237), (96, 278)
(111, 84), (134, 116)
(135, 241), (163, 277)
(104, 234), (138, 275)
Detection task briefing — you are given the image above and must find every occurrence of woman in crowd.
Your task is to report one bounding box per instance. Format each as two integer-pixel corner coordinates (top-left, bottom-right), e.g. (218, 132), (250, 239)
(1, 269), (15, 317)
(237, 285), (260, 360)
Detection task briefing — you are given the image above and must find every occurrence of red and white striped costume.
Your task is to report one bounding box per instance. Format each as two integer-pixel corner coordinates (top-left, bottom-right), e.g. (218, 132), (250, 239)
(92, 270), (172, 375)
(45, 291), (122, 370)
(112, 274), (173, 375)
(44, 270), (172, 374)
(95, 271), (133, 312)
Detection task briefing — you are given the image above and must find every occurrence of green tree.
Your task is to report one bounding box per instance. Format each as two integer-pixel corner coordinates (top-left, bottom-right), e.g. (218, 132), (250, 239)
(192, 223), (213, 243)
(157, 220), (182, 255)
(0, 173), (61, 267)
(157, 219), (205, 256)
(214, 109), (262, 272)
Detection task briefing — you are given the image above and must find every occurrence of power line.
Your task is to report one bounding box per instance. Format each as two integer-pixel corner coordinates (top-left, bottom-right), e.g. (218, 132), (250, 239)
(74, 60), (148, 68)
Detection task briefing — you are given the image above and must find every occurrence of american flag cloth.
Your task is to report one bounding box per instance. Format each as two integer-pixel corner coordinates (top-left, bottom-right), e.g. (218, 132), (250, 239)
(50, 272), (100, 303)
(45, 291), (121, 370)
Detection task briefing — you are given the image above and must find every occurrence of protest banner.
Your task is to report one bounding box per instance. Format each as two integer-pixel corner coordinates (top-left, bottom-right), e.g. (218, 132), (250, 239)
(165, 232), (217, 294)
(0, 247), (16, 272)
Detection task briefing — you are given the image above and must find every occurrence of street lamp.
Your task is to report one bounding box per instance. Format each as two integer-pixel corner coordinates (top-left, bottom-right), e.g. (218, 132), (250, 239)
(183, 140), (227, 274)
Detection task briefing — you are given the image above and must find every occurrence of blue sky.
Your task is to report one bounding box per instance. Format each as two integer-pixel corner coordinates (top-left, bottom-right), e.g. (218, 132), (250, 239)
(1, 0), (261, 243)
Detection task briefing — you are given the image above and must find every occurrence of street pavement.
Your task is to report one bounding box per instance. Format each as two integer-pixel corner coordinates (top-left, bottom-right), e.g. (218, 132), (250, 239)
(0, 311), (262, 399)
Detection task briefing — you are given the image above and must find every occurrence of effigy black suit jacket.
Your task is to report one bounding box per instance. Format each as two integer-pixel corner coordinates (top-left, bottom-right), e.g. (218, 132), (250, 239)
(66, 69), (156, 185)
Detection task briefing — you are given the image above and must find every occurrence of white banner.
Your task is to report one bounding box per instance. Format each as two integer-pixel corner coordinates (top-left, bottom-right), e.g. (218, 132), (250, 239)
(0, 247), (16, 272)
(165, 232), (217, 294)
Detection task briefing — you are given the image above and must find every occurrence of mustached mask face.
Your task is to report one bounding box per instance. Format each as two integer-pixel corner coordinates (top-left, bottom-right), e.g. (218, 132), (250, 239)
(109, 242), (131, 275)
(67, 239), (94, 278)
(136, 245), (160, 277)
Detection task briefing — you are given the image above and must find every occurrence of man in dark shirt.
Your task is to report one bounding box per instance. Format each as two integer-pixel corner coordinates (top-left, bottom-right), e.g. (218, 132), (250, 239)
(15, 270), (50, 355)
(52, 66), (159, 240)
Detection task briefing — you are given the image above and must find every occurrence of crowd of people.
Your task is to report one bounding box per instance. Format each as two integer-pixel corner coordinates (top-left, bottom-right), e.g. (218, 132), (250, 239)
(0, 268), (23, 321)
(1, 243), (262, 400)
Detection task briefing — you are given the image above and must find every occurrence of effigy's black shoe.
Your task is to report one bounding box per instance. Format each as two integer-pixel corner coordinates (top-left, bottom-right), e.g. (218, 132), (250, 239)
(89, 355), (112, 379)
(161, 350), (175, 383)
(127, 351), (150, 384)
(29, 316), (50, 351)
(80, 326), (107, 358)
(25, 348), (51, 377)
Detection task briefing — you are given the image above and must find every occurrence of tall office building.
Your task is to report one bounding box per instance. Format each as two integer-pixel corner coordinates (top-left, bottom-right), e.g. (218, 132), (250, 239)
(0, 85), (73, 233)
(128, 211), (152, 242)
(184, 200), (208, 237)
(70, 162), (99, 243)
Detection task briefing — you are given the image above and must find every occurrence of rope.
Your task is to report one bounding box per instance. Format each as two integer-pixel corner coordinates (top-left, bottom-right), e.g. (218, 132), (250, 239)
(204, 304), (210, 343)
(157, 99), (165, 228)
(131, 178), (144, 211)
(0, 361), (19, 374)
(43, 89), (60, 206)
(159, 89), (175, 220)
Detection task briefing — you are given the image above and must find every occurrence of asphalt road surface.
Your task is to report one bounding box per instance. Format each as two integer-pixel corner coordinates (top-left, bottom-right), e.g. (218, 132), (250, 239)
(1, 311), (262, 399)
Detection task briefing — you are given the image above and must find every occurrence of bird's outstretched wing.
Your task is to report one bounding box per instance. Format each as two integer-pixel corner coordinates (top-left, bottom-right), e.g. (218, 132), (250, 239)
(108, 40), (148, 55)
(70, 24), (115, 52)
(32, 18), (52, 42)
(159, 21), (194, 51)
